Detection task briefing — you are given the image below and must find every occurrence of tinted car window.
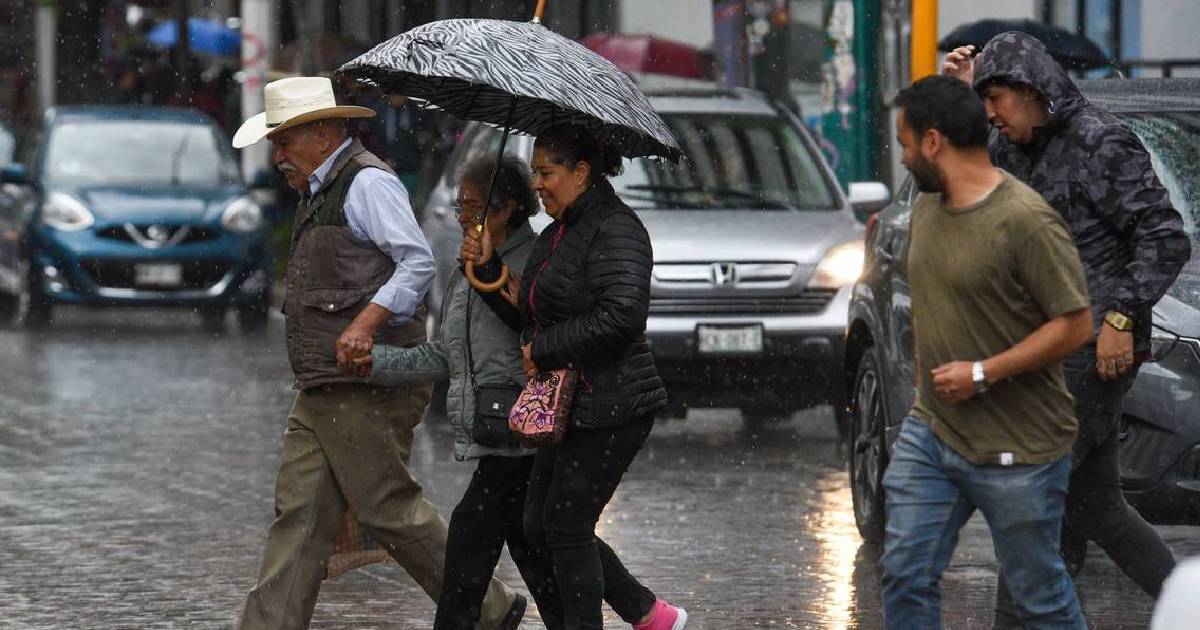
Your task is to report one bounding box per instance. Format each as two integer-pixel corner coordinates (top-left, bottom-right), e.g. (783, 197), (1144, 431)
(442, 124), (522, 185)
(616, 113), (837, 210)
(44, 121), (239, 187)
(1120, 112), (1200, 308)
(0, 124), (13, 164)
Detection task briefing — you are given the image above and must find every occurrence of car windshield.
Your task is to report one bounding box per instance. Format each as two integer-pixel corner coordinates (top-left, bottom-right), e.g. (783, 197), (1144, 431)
(1120, 112), (1200, 309)
(44, 120), (240, 187)
(614, 113), (837, 210)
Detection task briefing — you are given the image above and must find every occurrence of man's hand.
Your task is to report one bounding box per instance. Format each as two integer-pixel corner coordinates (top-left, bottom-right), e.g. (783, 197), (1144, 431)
(336, 303), (394, 375)
(942, 45), (976, 85)
(1096, 324), (1135, 381)
(521, 343), (538, 380)
(459, 225), (494, 266)
(337, 322), (375, 374)
(931, 361), (977, 405)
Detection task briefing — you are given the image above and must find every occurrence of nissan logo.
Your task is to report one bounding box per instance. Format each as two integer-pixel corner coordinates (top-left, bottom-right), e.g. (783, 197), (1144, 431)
(710, 262), (737, 285)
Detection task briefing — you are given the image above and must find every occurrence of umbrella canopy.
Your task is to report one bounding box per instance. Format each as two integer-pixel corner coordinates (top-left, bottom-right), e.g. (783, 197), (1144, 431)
(147, 17), (240, 57)
(338, 18), (681, 161)
(581, 33), (709, 80)
(939, 18), (1110, 70)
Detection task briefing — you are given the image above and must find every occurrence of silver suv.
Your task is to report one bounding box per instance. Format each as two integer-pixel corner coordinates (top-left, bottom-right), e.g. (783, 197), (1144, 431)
(421, 88), (887, 431)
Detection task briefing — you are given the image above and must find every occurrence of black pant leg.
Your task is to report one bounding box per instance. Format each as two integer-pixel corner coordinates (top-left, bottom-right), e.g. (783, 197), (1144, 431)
(434, 456), (526, 630)
(539, 417), (655, 630)
(1063, 352), (1175, 597)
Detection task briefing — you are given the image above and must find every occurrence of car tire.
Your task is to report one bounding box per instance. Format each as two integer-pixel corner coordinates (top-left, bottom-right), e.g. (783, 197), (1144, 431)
(200, 305), (227, 333)
(850, 346), (888, 543)
(237, 287), (271, 333)
(0, 288), (27, 328)
(740, 407), (782, 439)
(23, 266), (52, 329)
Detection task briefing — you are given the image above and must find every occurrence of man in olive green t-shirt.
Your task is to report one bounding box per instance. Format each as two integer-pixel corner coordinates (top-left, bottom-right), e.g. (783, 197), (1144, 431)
(880, 76), (1094, 630)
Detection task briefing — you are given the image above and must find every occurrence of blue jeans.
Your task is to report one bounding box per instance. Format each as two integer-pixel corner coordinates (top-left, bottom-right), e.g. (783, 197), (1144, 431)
(881, 417), (1085, 629)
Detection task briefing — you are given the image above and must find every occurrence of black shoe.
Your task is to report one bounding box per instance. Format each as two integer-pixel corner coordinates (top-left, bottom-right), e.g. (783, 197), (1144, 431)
(497, 593), (526, 630)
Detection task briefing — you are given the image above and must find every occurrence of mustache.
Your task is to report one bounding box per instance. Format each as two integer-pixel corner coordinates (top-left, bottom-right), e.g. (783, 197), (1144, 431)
(277, 162), (299, 173)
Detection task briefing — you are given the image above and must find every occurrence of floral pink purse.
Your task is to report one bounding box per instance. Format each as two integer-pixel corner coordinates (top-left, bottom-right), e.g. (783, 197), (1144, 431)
(508, 223), (577, 448)
(508, 368), (577, 448)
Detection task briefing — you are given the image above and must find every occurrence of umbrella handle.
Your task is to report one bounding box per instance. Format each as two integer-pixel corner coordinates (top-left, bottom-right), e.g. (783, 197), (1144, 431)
(532, 0), (547, 23)
(465, 260), (510, 293)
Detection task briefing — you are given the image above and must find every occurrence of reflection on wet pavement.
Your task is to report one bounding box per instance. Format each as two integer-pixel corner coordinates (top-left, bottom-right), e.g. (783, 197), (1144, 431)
(0, 309), (1194, 628)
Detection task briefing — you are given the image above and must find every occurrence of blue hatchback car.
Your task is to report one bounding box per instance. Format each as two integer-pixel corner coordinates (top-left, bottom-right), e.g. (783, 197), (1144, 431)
(21, 106), (272, 329)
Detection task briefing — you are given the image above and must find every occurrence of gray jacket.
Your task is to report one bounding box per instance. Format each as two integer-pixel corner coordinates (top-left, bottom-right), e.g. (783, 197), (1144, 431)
(368, 223), (536, 460)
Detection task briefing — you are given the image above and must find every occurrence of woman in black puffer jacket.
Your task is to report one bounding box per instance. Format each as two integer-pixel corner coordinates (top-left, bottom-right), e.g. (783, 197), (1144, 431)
(466, 123), (684, 630)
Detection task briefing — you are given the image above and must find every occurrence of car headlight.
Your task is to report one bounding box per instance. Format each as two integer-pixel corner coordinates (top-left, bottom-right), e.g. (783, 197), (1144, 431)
(42, 191), (95, 231)
(221, 197), (264, 233)
(808, 240), (866, 289)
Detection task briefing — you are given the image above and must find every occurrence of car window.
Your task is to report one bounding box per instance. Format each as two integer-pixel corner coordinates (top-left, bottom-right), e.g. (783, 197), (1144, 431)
(0, 125), (13, 164)
(1119, 111), (1200, 308)
(442, 124), (523, 185)
(615, 113), (838, 210)
(44, 120), (239, 187)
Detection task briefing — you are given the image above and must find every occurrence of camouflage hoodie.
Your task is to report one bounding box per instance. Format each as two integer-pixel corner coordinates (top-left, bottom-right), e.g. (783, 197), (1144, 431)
(973, 31), (1191, 353)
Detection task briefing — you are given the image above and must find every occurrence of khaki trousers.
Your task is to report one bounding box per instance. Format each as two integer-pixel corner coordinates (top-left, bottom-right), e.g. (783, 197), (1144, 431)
(238, 382), (515, 630)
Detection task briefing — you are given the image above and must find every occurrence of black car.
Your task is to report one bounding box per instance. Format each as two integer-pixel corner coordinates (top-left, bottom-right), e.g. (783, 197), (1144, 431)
(844, 78), (1200, 542)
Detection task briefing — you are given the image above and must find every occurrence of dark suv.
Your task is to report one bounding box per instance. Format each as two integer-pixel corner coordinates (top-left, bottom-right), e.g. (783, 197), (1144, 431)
(844, 78), (1200, 542)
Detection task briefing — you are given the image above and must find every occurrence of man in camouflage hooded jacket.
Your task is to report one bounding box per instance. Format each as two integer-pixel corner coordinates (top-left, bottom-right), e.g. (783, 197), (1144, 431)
(945, 31), (1190, 626)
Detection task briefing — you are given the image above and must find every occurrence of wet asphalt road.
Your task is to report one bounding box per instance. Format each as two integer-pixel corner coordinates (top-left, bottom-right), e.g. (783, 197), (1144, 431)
(1, 308), (1196, 629)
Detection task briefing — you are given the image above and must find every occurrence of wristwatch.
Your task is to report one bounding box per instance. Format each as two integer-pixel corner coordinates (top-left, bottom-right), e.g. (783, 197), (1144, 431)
(972, 361), (989, 394)
(1104, 310), (1135, 332)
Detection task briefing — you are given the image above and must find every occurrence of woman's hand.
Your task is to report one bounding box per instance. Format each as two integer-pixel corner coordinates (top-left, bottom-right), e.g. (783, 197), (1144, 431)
(500, 273), (521, 307)
(521, 343), (538, 379)
(459, 225), (494, 266)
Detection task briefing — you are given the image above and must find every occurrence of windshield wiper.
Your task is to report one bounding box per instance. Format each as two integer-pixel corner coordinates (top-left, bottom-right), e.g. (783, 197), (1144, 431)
(620, 193), (709, 209)
(626, 184), (799, 210)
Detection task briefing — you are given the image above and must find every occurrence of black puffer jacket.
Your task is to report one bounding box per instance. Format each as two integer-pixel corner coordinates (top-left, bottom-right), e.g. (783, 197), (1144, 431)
(482, 179), (667, 429)
(974, 31), (1191, 354)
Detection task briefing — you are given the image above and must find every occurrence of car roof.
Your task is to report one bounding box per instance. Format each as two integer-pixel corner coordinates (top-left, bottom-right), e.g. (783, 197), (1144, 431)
(1078, 78), (1200, 113)
(46, 105), (217, 126)
(643, 87), (780, 116)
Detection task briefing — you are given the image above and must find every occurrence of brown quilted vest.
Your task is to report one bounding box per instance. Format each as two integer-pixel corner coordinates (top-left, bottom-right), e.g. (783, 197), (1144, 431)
(283, 138), (426, 390)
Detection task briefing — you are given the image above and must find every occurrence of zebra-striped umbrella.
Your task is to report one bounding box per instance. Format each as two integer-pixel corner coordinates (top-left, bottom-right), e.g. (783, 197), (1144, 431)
(338, 18), (682, 161)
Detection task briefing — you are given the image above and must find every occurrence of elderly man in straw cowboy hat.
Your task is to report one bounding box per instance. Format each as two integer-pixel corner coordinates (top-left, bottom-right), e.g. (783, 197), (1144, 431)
(232, 76), (526, 630)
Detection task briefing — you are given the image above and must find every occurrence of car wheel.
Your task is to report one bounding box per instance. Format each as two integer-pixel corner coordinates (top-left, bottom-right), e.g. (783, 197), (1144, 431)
(200, 305), (227, 333)
(23, 265), (52, 329)
(850, 346), (888, 543)
(740, 407), (782, 439)
(237, 288), (271, 333)
(0, 286), (28, 328)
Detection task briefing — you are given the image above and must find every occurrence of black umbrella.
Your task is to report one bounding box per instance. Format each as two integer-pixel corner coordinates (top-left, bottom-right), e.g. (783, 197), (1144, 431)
(340, 6), (680, 291)
(939, 18), (1111, 71)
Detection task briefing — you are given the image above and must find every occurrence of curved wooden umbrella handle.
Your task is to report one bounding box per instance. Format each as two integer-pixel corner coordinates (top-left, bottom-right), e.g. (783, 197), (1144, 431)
(465, 259), (510, 293)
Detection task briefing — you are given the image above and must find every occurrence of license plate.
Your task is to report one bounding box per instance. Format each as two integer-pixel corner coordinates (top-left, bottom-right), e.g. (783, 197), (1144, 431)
(134, 263), (182, 287)
(697, 324), (764, 354)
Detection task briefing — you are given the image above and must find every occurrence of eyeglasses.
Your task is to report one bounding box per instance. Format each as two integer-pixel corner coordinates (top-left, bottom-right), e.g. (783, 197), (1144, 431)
(452, 201), (483, 220)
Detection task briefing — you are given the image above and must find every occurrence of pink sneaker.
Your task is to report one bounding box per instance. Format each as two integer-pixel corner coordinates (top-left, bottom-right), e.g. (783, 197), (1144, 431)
(633, 599), (688, 630)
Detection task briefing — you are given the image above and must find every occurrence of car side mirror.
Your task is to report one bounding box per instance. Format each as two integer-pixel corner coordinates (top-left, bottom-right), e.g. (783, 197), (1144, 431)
(249, 167), (278, 191)
(248, 168), (280, 217)
(0, 163), (29, 186)
(848, 181), (890, 223)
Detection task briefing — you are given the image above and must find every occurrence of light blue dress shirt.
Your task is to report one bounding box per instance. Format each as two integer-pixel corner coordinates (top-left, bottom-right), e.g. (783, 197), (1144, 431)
(307, 138), (434, 324)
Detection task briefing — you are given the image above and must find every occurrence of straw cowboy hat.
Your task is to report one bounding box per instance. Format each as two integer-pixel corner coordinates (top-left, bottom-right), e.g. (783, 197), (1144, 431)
(232, 76), (375, 149)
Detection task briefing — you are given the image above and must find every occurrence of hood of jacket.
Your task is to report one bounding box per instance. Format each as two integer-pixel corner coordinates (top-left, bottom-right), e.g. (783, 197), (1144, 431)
(973, 31), (1087, 130)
